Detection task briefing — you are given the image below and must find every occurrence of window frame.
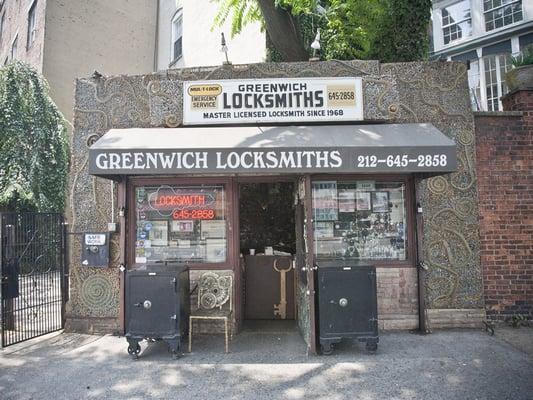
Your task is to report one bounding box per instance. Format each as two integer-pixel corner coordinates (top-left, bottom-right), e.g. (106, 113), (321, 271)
(440, 0), (472, 46)
(483, 0), (523, 32)
(127, 176), (235, 270)
(310, 174), (416, 268)
(10, 34), (18, 61)
(26, 0), (37, 49)
(482, 53), (511, 111)
(170, 8), (183, 65)
(0, 12), (5, 45)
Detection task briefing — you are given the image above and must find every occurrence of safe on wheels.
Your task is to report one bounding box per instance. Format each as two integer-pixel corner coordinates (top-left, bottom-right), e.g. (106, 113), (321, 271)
(316, 262), (378, 355)
(125, 264), (190, 359)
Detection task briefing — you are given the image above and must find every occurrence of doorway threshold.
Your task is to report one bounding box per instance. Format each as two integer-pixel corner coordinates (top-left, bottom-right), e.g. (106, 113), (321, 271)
(242, 320), (298, 334)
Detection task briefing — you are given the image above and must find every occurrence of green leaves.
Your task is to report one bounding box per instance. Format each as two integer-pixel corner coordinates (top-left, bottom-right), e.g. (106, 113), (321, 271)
(0, 62), (69, 212)
(212, 0), (430, 62)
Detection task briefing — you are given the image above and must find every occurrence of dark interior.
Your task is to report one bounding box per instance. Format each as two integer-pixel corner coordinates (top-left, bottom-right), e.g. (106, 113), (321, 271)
(239, 182), (296, 255)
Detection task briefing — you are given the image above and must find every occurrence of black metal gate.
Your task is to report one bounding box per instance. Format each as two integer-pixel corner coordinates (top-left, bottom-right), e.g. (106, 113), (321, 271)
(1, 213), (68, 347)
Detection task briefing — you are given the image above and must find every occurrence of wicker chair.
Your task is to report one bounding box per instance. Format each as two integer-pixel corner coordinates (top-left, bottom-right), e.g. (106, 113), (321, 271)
(188, 272), (233, 353)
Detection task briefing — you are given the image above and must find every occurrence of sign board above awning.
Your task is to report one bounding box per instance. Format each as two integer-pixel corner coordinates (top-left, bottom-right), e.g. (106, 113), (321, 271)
(183, 77), (363, 125)
(88, 124), (457, 178)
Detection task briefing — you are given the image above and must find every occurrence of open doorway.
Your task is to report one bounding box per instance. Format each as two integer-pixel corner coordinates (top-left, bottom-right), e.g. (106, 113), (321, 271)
(239, 181), (297, 330)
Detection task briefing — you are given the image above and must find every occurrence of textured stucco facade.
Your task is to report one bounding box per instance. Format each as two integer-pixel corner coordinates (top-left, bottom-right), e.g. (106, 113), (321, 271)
(66, 60), (485, 338)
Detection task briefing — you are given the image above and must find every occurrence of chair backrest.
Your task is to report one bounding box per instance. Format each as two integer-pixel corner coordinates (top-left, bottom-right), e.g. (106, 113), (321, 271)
(197, 272), (233, 312)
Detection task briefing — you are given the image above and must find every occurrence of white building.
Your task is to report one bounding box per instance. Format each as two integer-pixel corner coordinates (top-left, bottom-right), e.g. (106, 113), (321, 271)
(431, 0), (533, 111)
(155, 0), (267, 70)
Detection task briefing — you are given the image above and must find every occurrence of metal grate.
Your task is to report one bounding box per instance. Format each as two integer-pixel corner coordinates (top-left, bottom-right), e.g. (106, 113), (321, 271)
(1, 213), (68, 347)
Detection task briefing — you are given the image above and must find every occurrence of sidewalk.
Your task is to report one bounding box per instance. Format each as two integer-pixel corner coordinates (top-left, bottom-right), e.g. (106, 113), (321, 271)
(1, 328), (532, 400)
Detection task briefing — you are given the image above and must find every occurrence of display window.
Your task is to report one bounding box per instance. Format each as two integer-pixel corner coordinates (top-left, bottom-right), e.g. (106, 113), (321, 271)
(133, 183), (228, 265)
(312, 179), (410, 262)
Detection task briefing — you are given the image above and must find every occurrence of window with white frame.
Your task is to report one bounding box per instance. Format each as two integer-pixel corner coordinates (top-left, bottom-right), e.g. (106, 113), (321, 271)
(483, 0), (522, 32)
(468, 60), (482, 110)
(11, 35), (18, 61)
(0, 12), (5, 45)
(27, 1), (37, 48)
(441, 1), (472, 45)
(484, 54), (512, 111)
(171, 9), (183, 63)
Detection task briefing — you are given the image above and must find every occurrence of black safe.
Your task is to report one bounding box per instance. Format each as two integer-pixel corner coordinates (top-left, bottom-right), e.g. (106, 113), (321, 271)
(316, 261), (379, 354)
(81, 233), (109, 267)
(125, 264), (190, 358)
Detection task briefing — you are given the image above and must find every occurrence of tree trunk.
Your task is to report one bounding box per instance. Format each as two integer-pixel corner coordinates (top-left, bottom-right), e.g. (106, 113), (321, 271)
(257, 0), (309, 62)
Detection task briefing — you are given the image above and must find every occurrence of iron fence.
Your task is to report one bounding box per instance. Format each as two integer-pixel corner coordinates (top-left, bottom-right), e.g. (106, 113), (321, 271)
(1, 213), (68, 347)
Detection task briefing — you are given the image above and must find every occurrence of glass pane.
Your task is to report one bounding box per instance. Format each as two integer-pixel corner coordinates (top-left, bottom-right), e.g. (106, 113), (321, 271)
(312, 181), (407, 260)
(484, 0), (522, 31)
(135, 184), (227, 264)
(441, 1), (471, 44)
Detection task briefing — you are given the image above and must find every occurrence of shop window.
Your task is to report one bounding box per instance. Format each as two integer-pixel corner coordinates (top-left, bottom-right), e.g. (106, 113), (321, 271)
(171, 9), (183, 63)
(312, 180), (408, 261)
(483, 0), (522, 32)
(134, 184), (227, 265)
(441, 1), (472, 45)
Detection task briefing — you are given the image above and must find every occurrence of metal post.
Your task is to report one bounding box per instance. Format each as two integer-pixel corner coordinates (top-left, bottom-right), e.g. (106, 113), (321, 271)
(414, 178), (430, 334)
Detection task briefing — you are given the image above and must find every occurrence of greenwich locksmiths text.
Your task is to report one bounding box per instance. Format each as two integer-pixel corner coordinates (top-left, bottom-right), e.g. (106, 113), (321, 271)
(95, 150), (343, 171)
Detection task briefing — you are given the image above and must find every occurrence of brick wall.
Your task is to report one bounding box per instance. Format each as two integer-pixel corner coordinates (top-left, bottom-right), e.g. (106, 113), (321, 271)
(475, 89), (533, 321)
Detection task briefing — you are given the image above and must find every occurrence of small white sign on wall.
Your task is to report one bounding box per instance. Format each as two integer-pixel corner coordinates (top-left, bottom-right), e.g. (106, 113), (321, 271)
(84, 233), (106, 246)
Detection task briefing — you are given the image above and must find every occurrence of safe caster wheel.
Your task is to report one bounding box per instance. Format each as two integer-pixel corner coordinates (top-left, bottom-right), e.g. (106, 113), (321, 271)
(321, 343), (334, 355)
(365, 341), (378, 352)
(127, 343), (141, 359)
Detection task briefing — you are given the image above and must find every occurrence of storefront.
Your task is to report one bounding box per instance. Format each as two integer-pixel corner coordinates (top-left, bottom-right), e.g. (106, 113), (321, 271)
(66, 61), (485, 353)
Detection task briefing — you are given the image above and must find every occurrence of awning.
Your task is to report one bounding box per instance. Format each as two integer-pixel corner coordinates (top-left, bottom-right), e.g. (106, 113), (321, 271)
(88, 123), (457, 178)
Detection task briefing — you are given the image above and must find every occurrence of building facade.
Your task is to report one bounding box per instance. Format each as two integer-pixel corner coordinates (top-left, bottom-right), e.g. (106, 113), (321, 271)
(0, 0), (157, 123)
(155, 0), (266, 70)
(431, 0), (533, 111)
(66, 60), (485, 354)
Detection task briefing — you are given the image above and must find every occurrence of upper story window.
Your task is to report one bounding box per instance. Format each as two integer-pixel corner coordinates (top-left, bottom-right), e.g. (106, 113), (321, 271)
(484, 0), (523, 31)
(171, 9), (183, 63)
(27, 1), (37, 48)
(0, 12), (5, 45)
(441, 1), (472, 45)
(11, 35), (18, 61)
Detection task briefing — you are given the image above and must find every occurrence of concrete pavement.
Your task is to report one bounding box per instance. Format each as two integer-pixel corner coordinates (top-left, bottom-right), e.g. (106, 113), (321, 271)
(1, 327), (532, 400)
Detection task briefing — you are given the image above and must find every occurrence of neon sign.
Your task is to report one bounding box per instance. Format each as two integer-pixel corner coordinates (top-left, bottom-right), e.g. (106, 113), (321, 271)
(154, 194), (207, 207)
(172, 209), (216, 220)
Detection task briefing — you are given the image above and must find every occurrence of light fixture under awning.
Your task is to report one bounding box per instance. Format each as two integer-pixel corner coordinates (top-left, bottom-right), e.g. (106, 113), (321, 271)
(88, 123), (457, 178)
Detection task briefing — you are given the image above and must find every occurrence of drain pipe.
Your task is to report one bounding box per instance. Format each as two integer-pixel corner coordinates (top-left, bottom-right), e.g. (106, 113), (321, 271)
(414, 178), (431, 334)
(153, 0), (160, 72)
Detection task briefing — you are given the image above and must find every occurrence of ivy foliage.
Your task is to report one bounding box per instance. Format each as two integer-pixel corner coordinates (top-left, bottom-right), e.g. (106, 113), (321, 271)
(0, 62), (69, 212)
(369, 0), (432, 62)
(213, 0), (431, 62)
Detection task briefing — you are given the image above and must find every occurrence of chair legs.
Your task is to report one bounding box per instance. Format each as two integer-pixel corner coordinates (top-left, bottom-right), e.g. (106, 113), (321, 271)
(188, 316), (231, 353)
(224, 317), (228, 353)
(188, 316), (193, 353)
